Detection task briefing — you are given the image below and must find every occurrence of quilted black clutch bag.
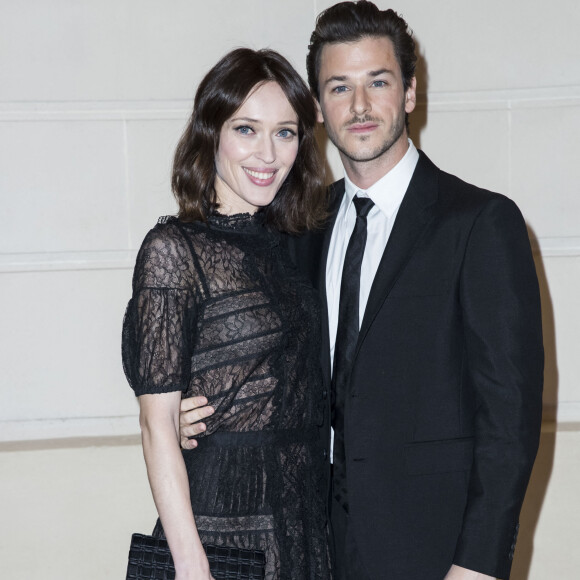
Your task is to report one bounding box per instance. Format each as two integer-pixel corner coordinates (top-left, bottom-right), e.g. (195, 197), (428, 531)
(126, 533), (266, 580)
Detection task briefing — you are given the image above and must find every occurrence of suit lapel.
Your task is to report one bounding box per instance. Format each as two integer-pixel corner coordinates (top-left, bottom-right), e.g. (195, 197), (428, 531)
(319, 179), (345, 385)
(355, 152), (440, 358)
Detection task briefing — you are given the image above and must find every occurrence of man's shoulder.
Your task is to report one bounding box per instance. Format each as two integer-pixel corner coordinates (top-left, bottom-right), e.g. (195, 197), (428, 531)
(418, 151), (515, 213)
(440, 172), (522, 226)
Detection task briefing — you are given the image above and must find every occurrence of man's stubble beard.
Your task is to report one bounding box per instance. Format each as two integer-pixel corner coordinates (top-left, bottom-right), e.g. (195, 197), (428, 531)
(325, 99), (407, 164)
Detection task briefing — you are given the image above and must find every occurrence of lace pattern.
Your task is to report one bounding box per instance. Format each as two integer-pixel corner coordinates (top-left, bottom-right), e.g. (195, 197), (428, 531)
(123, 214), (330, 580)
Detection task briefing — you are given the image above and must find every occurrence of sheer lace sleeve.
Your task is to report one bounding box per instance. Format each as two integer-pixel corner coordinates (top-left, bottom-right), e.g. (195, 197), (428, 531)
(122, 221), (196, 396)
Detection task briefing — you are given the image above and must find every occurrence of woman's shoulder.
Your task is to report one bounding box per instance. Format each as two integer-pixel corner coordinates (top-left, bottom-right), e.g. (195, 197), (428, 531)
(146, 214), (184, 242)
(142, 215), (208, 254)
(134, 216), (197, 289)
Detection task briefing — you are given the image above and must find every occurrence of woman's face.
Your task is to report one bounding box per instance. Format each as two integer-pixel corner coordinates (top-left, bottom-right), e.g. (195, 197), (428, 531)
(214, 81), (299, 215)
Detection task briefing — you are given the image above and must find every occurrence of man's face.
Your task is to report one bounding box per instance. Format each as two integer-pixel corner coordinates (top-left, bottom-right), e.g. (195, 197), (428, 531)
(316, 36), (416, 168)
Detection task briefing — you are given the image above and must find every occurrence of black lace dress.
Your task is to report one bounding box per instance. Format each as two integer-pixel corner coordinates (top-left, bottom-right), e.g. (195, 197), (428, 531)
(122, 213), (330, 580)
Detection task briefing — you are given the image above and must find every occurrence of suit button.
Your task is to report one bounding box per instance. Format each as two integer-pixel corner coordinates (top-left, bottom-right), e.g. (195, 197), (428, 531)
(322, 390), (327, 400)
(323, 449), (328, 460)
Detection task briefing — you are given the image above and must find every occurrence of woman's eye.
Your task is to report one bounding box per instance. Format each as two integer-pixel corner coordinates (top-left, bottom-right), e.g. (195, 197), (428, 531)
(277, 128), (297, 139)
(235, 125), (254, 135)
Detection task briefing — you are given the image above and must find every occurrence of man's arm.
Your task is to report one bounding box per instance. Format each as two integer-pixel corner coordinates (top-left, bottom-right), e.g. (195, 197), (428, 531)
(179, 396), (215, 450)
(454, 196), (543, 579)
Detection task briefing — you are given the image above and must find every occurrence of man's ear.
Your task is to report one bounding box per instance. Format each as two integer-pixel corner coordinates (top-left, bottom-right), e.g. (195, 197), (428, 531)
(315, 98), (324, 124)
(405, 77), (417, 114)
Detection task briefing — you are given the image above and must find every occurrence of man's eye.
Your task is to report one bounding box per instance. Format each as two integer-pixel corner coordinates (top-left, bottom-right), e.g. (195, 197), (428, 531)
(332, 85), (348, 94)
(372, 80), (387, 88)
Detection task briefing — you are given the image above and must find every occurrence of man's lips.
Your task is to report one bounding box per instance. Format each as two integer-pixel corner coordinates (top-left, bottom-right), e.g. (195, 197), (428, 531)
(243, 167), (277, 185)
(346, 122), (378, 133)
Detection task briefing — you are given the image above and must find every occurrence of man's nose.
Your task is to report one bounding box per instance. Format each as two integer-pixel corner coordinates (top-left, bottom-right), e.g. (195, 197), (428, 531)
(350, 86), (371, 116)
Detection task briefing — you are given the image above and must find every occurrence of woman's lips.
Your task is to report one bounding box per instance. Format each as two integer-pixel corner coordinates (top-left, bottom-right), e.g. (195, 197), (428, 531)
(243, 167), (277, 186)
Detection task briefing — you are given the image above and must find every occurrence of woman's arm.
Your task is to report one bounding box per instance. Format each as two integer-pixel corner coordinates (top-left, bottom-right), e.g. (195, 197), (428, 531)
(139, 392), (213, 580)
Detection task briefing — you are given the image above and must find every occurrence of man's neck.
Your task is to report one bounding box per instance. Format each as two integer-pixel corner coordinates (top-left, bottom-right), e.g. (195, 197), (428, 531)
(341, 134), (410, 190)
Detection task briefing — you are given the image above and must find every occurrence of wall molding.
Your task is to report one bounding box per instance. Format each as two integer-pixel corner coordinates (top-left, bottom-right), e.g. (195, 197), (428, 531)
(418, 85), (580, 112)
(2, 402), (579, 443)
(531, 237), (580, 258)
(1, 235), (579, 274)
(0, 100), (191, 122)
(0, 415), (140, 443)
(0, 86), (579, 123)
(0, 250), (138, 273)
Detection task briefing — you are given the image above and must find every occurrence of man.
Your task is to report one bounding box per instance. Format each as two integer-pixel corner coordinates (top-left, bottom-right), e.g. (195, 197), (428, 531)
(180, 2), (544, 579)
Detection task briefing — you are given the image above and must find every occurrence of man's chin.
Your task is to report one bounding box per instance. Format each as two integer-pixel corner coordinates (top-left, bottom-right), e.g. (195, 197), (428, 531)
(338, 144), (392, 164)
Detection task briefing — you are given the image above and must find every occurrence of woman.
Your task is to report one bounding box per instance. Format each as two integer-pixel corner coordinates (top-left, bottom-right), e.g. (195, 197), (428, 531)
(122, 48), (330, 580)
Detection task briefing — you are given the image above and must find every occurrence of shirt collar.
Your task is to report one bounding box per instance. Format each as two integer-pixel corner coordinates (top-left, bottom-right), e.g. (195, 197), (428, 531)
(343, 139), (419, 219)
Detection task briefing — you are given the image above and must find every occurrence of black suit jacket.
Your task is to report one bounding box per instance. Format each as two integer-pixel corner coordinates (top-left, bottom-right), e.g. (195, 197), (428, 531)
(299, 151), (543, 580)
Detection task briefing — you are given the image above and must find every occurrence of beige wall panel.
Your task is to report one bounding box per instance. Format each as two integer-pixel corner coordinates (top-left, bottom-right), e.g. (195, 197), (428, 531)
(411, 107), (510, 195)
(0, 269), (135, 423)
(125, 119), (184, 249)
(114, 0), (316, 98)
(0, 442), (156, 579)
(0, 120), (127, 253)
(0, 1), (125, 102)
(512, 427), (580, 579)
(511, 103), (580, 239)
(536, 256), (580, 417)
(0, 0), (315, 102)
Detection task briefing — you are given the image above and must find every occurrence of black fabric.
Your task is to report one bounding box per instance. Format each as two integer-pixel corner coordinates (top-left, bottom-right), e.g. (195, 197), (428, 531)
(331, 196), (374, 513)
(315, 152), (543, 579)
(126, 533), (266, 580)
(122, 213), (330, 580)
(329, 495), (369, 580)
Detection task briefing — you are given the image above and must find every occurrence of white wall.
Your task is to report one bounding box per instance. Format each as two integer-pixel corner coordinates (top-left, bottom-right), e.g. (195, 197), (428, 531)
(1, 1), (579, 578)
(0, 0), (319, 442)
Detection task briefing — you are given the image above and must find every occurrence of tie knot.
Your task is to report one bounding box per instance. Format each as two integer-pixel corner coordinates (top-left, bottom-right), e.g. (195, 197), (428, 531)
(353, 195), (374, 218)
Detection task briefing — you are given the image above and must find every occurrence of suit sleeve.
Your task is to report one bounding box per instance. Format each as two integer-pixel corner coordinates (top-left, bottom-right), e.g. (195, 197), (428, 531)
(453, 196), (544, 579)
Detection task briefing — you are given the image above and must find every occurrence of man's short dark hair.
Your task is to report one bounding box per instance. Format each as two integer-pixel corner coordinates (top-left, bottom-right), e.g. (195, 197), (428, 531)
(306, 1), (417, 100)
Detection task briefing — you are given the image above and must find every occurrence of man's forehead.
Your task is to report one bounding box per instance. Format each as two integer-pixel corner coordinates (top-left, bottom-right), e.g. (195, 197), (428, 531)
(318, 37), (399, 77)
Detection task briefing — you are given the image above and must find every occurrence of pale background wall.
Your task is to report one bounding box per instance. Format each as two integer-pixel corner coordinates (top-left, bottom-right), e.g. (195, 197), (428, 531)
(0, 1), (578, 578)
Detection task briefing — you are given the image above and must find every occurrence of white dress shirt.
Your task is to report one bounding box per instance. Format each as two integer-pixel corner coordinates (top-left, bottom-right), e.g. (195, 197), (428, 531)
(326, 140), (419, 458)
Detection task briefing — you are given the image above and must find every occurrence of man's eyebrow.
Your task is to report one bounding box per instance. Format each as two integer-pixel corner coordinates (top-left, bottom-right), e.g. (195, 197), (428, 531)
(323, 69), (395, 86)
(369, 68), (395, 77)
(323, 75), (348, 86)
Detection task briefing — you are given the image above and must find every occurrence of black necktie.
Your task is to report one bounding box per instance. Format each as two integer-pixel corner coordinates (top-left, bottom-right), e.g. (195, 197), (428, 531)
(332, 195), (374, 513)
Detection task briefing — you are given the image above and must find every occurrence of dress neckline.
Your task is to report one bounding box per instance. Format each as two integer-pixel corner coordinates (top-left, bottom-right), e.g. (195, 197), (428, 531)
(206, 211), (265, 233)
